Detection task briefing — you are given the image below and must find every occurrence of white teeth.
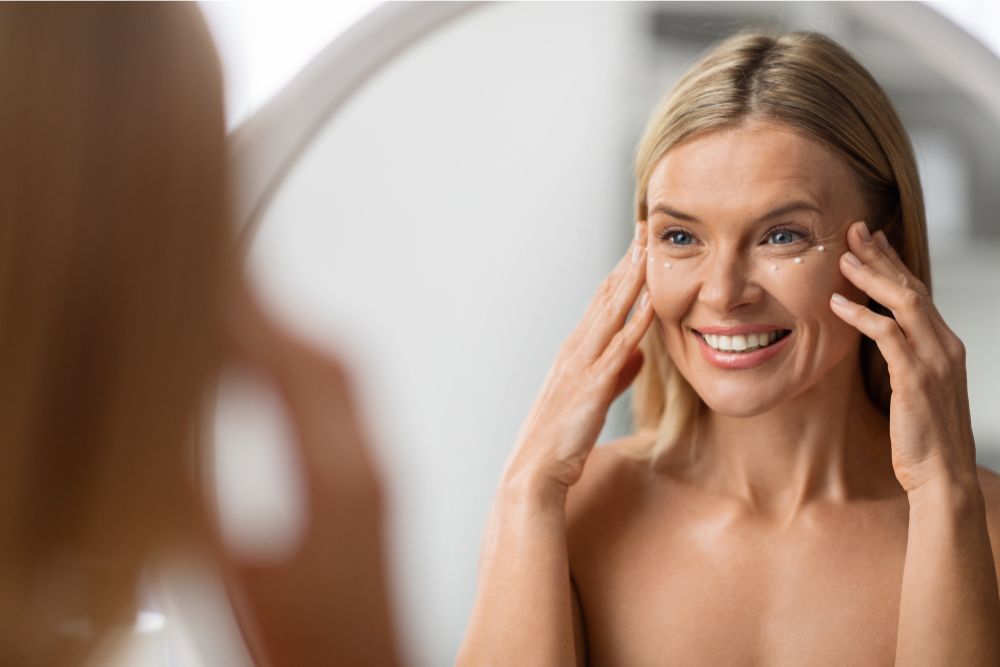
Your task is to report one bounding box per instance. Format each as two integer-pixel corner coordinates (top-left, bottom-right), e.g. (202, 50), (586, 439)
(702, 330), (785, 352)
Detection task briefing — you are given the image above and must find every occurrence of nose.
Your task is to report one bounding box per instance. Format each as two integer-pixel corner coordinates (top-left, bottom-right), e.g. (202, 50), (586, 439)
(697, 246), (763, 314)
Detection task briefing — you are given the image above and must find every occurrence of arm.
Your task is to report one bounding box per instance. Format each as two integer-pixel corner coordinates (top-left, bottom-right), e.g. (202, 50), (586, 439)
(829, 223), (1000, 665)
(458, 222), (652, 665)
(897, 478), (1000, 666)
(457, 475), (578, 665)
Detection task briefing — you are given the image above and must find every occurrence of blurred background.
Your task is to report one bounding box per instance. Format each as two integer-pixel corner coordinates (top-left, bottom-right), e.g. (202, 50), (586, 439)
(120, 2), (1000, 665)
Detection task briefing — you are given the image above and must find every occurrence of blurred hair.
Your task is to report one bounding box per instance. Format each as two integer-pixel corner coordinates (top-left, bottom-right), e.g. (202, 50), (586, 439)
(627, 30), (930, 462)
(0, 4), (231, 663)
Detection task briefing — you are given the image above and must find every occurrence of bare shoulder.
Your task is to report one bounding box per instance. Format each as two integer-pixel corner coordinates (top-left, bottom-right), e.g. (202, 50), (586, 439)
(976, 464), (1000, 577)
(565, 433), (656, 547)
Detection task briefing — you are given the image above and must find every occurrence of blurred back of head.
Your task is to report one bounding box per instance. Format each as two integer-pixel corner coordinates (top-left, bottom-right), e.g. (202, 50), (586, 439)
(0, 4), (230, 663)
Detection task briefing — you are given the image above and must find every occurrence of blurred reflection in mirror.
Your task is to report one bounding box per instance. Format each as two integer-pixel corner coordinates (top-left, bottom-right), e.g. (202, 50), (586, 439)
(0, 4), (398, 666)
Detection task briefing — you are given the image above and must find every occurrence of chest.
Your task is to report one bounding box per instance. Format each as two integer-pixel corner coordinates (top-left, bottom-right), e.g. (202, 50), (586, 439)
(570, 500), (910, 666)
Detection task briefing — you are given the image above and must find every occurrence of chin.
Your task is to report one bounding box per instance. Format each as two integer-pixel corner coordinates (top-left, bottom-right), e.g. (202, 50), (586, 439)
(691, 381), (787, 418)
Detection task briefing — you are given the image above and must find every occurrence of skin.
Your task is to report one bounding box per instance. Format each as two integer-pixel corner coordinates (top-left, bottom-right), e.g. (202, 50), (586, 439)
(639, 120), (897, 510)
(459, 118), (1000, 666)
(213, 280), (401, 667)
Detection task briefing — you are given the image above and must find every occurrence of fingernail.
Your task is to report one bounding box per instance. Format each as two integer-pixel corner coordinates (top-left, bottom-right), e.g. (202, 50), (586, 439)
(632, 245), (641, 265)
(831, 292), (849, 306)
(857, 222), (872, 243)
(639, 290), (649, 307)
(843, 251), (862, 267)
(634, 223), (644, 243)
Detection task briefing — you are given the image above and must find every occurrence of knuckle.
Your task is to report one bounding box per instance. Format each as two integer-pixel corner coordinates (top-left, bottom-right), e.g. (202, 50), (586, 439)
(874, 317), (898, 338)
(623, 319), (644, 346)
(553, 347), (579, 375)
(899, 289), (923, 309)
(583, 363), (609, 388)
(599, 299), (618, 321)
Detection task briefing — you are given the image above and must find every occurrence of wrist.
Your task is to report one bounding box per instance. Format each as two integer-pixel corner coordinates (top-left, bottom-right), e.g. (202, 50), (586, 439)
(906, 474), (985, 518)
(498, 463), (570, 516)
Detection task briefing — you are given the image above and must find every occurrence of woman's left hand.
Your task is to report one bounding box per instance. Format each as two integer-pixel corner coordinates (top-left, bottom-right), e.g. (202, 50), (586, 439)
(829, 220), (979, 495)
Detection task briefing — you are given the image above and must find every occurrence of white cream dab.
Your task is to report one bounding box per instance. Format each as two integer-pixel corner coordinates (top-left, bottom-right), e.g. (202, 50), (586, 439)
(663, 261), (673, 269)
(817, 245), (825, 252)
(794, 257), (803, 264)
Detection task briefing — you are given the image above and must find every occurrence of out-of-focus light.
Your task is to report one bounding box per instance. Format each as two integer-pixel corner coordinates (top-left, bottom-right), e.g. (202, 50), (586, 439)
(199, 1), (378, 130)
(134, 610), (167, 634)
(925, 1), (1000, 58)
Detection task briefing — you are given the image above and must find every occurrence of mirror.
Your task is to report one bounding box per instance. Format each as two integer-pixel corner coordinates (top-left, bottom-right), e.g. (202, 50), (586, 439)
(218, 3), (1000, 663)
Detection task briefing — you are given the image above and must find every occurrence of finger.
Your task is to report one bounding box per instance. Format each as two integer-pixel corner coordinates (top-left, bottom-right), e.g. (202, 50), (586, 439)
(578, 226), (649, 360)
(564, 221), (646, 355)
(874, 229), (972, 366)
(829, 291), (918, 375)
(847, 222), (929, 296)
(838, 249), (943, 357)
(596, 289), (655, 377)
(870, 228), (963, 346)
(848, 221), (953, 341)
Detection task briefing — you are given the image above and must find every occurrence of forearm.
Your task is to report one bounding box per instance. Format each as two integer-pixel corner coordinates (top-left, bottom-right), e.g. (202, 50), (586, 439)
(896, 479), (1000, 666)
(457, 474), (576, 666)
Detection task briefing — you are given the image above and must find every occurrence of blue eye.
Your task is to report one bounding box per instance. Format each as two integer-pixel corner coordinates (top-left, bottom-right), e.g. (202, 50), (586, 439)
(665, 230), (694, 245)
(767, 228), (802, 244)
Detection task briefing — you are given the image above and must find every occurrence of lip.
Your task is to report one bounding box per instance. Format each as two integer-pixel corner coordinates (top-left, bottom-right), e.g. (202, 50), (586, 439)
(693, 328), (793, 370)
(693, 324), (787, 335)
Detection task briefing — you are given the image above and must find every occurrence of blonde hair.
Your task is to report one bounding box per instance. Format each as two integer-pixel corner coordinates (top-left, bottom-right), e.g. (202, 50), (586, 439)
(0, 4), (231, 664)
(628, 30), (930, 462)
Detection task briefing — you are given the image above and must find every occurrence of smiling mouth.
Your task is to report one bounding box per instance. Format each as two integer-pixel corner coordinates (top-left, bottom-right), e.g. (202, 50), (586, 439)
(693, 329), (792, 353)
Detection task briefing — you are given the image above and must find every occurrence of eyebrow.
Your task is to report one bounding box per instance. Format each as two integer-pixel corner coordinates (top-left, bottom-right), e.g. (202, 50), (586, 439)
(649, 199), (823, 223)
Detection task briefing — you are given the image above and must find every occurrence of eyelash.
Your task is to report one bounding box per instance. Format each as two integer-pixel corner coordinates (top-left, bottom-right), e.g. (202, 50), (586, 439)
(657, 224), (810, 247)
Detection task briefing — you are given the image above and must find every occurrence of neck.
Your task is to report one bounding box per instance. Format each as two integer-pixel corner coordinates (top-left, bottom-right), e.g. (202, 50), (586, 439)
(679, 353), (901, 515)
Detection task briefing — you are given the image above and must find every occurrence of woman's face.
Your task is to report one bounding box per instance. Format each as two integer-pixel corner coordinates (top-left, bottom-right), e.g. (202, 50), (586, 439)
(644, 119), (869, 417)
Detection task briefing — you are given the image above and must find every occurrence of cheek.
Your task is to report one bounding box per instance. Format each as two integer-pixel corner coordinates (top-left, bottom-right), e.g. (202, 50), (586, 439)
(645, 251), (861, 333)
(646, 259), (700, 323)
(759, 253), (861, 341)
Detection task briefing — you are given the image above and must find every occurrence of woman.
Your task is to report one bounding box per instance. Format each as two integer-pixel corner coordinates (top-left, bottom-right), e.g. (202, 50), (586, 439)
(0, 5), (397, 665)
(459, 30), (1000, 665)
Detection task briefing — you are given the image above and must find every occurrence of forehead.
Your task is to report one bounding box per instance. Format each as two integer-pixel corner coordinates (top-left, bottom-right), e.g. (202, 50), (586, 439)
(647, 120), (859, 216)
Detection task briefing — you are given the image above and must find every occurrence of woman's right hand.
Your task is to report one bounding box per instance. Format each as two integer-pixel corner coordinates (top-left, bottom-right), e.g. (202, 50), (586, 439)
(503, 220), (655, 500)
